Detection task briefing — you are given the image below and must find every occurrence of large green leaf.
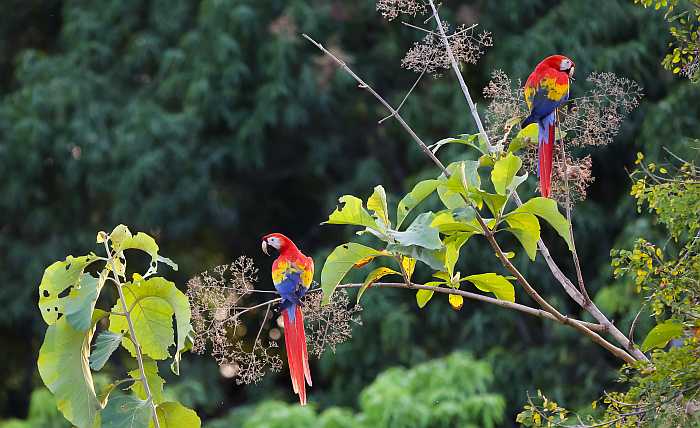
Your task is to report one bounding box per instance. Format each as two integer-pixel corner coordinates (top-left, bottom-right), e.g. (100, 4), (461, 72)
(463, 273), (515, 302)
(324, 195), (380, 230)
(367, 185), (390, 229)
(396, 179), (440, 228)
(390, 212), (443, 250)
(478, 191), (508, 217)
(101, 392), (152, 428)
(512, 197), (573, 251)
(38, 310), (107, 428)
(641, 320), (684, 352)
(152, 402), (201, 428)
(491, 152), (522, 195)
(357, 267), (402, 303)
(505, 212), (541, 261)
(108, 277), (193, 374)
(129, 360), (165, 404)
(38, 255), (99, 327)
(90, 330), (124, 371)
(508, 124), (538, 153)
(386, 244), (445, 271)
(321, 243), (384, 305)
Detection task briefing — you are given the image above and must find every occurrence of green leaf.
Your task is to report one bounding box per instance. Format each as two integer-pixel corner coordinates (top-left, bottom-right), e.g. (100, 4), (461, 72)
(390, 212), (443, 250)
(478, 191), (508, 217)
(357, 267), (402, 303)
(38, 310), (107, 428)
(641, 320), (684, 352)
(416, 281), (444, 308)
(491, 152), (523, 195)
(508, 124), (538, 153)
(367, 185), (390, 229)
(512, 197), (573, 251)
(109, 225), (133, 251)
(324, 195), (380, 230)
(152, 402), (201, 428)
(443, 233), (474, 277)
(90, 330), (124, 371)
(128, 360), (165, 404)
(63, 273), (100, 332)
(386, 243), (445, 271)
(505, 212), (541, 261)
(321, 243), (384, 305)
(431, 211), (482, 235)
(396, 179), (440, 228)
(429, 134), (478, 155)
(108, 277), (194, 374)
(38, 255), (99, 327)
(463, 273), (515, 302)
(437, 161), (481, 209)
(101, 392), (152, 428)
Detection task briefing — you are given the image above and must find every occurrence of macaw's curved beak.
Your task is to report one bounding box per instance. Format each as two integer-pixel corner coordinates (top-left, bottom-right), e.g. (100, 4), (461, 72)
(261, 240), (269, 256)
(569, 65), (575, 81)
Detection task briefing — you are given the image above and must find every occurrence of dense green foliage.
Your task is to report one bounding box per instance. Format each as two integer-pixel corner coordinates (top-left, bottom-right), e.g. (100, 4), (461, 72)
(3, 0), (700, 426)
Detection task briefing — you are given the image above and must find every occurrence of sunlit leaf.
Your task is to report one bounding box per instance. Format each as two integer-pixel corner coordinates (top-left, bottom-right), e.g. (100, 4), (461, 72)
(508, 124), (538, 153)
(396, 179), (440, 228)
(416, 281), (444, 308)
(324, 195), (380, 231)
(463, 273), (515, 302)
(505, 212), (541, 260)
(152, 402), (201, 428)
(641, 320), (684, 352)
(491, 152), (522, 195)
(38, 255), (99, 327)
(63, 273), (100, 332)
(448, 294), (464, 310)
(437, 161), (481, 209)
(357, 267), (402, 303)
(429, 134), (479, 155)
(444, 233), (474, 277)
(101, 392), (151, 428)
(512, 197), (573, 251)
(128, 359), (165, 404)
(38, 310), (107, 428)
(367, 185), (391, 229)
(402, 257), (417, 280)
(321, 243), (384, 305)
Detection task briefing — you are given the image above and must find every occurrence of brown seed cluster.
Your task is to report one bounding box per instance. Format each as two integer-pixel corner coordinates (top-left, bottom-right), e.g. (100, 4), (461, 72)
(401, 22), (493, 74)
(376, 0), (427, 21)
(187, 257), (362, 384)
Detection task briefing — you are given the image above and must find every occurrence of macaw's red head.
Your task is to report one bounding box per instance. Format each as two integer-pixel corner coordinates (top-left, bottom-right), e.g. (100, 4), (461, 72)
(261, 233), (297, 256)
(541, 54), (575, 79)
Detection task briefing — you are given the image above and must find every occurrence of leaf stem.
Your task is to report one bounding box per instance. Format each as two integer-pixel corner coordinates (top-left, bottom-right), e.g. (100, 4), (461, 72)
(103, 241), (160, 428)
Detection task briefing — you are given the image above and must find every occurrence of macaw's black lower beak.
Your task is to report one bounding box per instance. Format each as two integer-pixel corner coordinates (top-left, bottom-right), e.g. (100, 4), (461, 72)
(261, 240), (270, 256)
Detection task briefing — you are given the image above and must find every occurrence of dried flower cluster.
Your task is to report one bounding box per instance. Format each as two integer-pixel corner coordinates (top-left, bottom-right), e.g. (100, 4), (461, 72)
(187, 256), (362, 384)
(483, 70), (642, 205)
(376, 0), (427, 21)
(302, 289), (363, 358)
(401, 22), (493, 74)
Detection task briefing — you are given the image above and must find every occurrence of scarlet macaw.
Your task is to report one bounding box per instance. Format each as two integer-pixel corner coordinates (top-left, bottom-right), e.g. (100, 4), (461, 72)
(261, 233), (313, 405)
(521, 55), (575, 198)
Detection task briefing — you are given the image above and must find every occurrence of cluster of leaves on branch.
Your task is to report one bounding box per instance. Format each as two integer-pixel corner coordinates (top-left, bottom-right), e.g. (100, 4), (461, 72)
(634, 0), (700, 82)
(187, 259), (362, 385)
(36, 225), (199, 427)
(483, 70), (643, 204)
(519, 156), (700, 427)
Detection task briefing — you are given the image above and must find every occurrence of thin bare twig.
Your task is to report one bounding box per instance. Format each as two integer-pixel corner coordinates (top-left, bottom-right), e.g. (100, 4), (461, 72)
(378, 65), (427, 124)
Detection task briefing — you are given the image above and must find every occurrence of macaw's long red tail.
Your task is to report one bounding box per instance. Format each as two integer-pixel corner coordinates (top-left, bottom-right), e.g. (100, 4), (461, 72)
(537, 112), (556, 198)
(282, 306), (312, 405)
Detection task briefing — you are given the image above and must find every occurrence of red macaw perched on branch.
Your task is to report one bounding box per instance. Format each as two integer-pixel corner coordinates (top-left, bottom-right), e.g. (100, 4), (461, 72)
(522, 55), (575, 198)
(261, 233), (313, 405)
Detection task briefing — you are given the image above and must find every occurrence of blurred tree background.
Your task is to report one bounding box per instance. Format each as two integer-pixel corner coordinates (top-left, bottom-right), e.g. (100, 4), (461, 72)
(1, 0), (698, 426)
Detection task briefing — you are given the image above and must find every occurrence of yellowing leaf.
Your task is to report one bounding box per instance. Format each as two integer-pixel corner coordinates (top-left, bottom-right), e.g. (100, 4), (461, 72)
(321, 243), (385, 305)
(367, 185), (391, 228)
(448, 294), (464, 310)
(491, 152), (523, 195)
(324, 195), (380, 230)
(357, 267), (402, 303)
(463, 273), (515, 302)
(401, 257), (417, 280)
(415, 281), (444, 308)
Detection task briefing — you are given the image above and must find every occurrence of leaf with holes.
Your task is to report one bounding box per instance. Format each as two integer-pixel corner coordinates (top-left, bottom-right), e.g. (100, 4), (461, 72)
(512, 197), (573, 251)
(38, 255), (100, 327)
(367, 185), (391, 229)
(38, 310), (107, 428)
(463, 273), (515, 302)
(396, 179), (440, 228)
(324, 195), (380, 231)
(357, 267), (402, 303)
(321, 243), (385, 305)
